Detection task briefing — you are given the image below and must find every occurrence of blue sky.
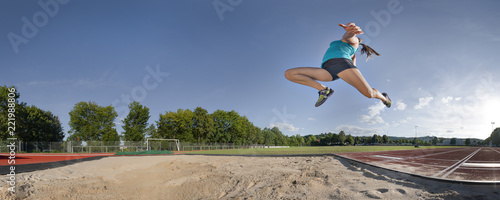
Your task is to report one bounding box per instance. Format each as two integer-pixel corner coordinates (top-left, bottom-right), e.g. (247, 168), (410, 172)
(1, 0), (499, 140)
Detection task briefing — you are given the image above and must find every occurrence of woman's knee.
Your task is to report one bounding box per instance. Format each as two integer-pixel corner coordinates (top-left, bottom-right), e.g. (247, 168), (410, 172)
(284, 69), (297, 80)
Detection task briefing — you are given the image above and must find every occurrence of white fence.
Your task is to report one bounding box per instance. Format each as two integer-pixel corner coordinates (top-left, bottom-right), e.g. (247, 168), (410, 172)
(0, 141), (290, 153)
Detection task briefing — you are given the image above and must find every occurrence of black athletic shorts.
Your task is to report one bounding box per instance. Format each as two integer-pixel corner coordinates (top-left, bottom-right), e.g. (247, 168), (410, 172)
(321, 58), (357, 81)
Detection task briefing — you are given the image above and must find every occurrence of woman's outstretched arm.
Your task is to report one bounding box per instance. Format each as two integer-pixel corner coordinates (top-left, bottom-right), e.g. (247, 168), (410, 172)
(339, 23), (362, 45)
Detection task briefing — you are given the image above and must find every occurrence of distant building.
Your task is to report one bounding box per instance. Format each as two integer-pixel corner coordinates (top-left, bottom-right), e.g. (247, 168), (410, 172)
(439, 139), (465, 146)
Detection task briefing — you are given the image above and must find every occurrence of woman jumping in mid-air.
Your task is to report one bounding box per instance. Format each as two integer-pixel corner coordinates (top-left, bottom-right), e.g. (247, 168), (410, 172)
(285, 22), (391, 108)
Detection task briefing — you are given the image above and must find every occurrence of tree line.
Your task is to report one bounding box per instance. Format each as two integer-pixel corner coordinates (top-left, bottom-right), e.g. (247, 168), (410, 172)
(484, 128), (500, 146)
(2, 85), (498, 147)
(0, 86), (64, 142)
(1, 86), (303, 146)
(312, 132), (390, 146)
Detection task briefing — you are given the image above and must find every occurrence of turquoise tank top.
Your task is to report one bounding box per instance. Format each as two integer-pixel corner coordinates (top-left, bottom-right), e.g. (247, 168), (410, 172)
(322, 40), (359, 65)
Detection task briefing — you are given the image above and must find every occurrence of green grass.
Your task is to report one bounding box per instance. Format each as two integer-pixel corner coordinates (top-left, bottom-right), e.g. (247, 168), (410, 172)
(184, 146), (460, 155)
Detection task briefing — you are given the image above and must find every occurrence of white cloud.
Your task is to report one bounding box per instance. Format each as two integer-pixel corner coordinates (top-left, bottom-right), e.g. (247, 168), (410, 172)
(391, 117), (412, 128)
(399, 118), (409, 124)
(414, 97), (434, 109)
(394, 100), (407, 111)
(441, 96), (463, 105)
(442, 96), (453, 104)
(335, 125), (381, 136)
(360, 103), (385, 125)
(360, 115), (384, 125)
(22, 75), (119, 89)
(307, 117), (316, 121)
(270, 122), (299, 132)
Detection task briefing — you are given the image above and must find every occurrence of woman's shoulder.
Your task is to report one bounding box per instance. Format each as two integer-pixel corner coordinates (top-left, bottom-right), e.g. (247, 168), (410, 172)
(330, 40), (356, 49)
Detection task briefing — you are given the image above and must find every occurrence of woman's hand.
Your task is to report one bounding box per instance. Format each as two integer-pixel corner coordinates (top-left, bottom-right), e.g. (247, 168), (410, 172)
(339, 23), (363, 35)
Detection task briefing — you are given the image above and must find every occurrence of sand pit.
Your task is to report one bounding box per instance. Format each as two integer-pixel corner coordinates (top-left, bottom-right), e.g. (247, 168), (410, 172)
(1, 155), (499, 199)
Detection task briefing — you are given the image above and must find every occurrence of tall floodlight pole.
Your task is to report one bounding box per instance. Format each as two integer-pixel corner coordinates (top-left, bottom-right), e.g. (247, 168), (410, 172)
(491, 122), (496, 147)
(414, 126), (418, 146)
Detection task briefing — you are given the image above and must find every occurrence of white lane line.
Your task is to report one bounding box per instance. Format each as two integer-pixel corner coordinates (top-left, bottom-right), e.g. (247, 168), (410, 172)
(431, 148), (481, 178)
(440, 148), (482, 179)
(375, 148), (469, 164)
(490, 148), (500, 154)
(410, 148), (469, 159)
(461, 163), (500, 168)
(373, 155), (403, 160)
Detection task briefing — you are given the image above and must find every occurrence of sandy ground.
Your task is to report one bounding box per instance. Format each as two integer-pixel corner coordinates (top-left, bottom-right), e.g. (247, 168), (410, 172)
(1, 155), (499, 200)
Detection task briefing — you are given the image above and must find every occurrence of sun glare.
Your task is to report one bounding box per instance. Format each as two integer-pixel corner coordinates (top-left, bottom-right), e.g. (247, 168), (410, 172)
(481, 98), (500, 130)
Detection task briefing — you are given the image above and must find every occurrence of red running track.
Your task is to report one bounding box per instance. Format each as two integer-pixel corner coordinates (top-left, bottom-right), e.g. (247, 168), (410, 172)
(335, 147), (500, 183)
(0, 153), (114, 166)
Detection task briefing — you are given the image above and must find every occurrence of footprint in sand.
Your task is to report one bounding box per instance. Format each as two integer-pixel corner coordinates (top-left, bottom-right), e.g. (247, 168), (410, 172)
(360, 190), (381, 199)
(246, 182), (255, 189)
(377, 188), (389, 193)
(396, 188), (407, 194)
(360, 189), (392, 199)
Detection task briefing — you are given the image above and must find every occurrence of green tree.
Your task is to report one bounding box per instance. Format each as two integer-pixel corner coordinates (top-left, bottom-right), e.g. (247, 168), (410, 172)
(122, 101), (150, 141)
(101, 127), (120, 142)
(346, 134), (354, 146)
(330, 133), (339, 145)
(145, 124), (158, 138)
(262, 128), (275, 145)
(157, 109), (195, 142)
(20, 105), (64, 142)
(192, 107), (215, 143)
(289, 135), (299, 146)
(0, 86), (22, 140)
(490, 128), (500, 146)
(338, 131), (346, 145)
(382, 135), (390, 144)
(484, 137), (491, 146)
(354, 136), (362, 145)
(372, 134), (380, 144)
(156, 111), (176, 139)
(450, 138), (457, 145)
(271, 127), (285, 145)
(299, 136), (305, 146)
(68, 101), (119, 142)
(246, 125), (261, 144)
(432, 136), (438, 145)
(306, 135), (317, 146)
(229, 111), (247, 144)
(465, 138), (471, 146)
(211, 110), (232, 143)
(1, 86), (65, 152)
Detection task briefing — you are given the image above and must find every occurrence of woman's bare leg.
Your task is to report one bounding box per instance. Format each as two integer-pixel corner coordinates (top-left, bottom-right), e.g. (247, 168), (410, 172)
(337, 68), (388, 102)
(284, 67), (333, 91)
